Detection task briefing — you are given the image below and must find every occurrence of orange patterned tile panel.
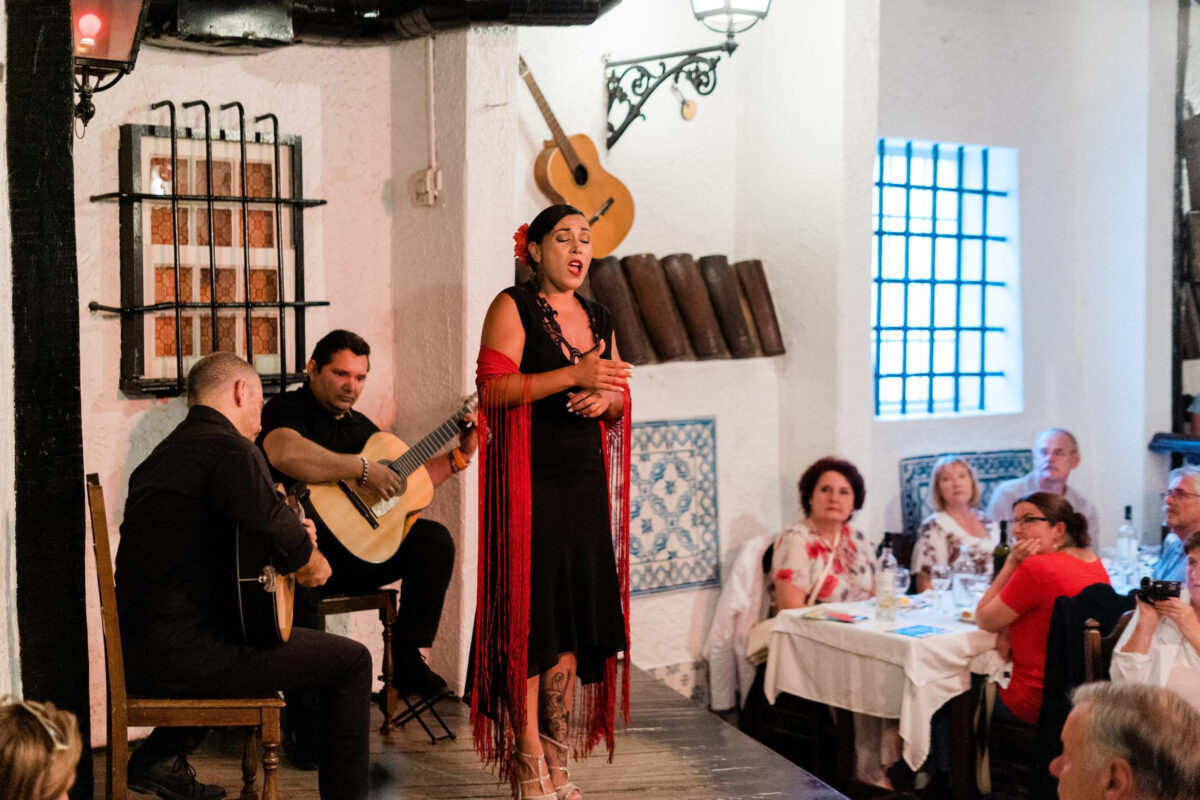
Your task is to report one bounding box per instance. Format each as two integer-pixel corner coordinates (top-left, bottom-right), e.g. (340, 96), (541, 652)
(150, 206), (189, 246)
(196, 208), (233, 247)
(245, 162), (275, 198)
(198, 268), (238, 303)
(155, 315), (194, 357)
(251, 315), (279, 355)
(199, 315), (237, 355)
(154, 266), (194, 303)
(195, 160), (233, 195)
(240, 210), (275, 249)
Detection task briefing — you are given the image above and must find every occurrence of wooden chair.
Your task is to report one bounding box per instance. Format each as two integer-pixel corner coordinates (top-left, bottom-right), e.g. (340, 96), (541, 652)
(316, 590), (456, 744)
(1084, 610), (1135, 682)
(86, 473), (285, 800)
(316, 590), (400, 734)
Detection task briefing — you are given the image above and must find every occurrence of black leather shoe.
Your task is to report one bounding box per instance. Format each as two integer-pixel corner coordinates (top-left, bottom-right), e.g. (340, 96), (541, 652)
(394, 647), (449, 699)
(284, 730), (319, 771)
(128, 755), (226, 800)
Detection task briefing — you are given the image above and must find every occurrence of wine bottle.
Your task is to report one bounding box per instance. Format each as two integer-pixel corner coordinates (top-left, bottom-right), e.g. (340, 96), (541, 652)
(875, 532), (898, 622)
(993, 520), (1010, 579)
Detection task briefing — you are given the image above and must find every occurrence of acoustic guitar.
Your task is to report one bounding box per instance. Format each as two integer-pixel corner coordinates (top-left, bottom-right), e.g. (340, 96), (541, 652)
(301, 394), (479, 565)
(235, 490), (299, 646)
(519, 56), (634, 258)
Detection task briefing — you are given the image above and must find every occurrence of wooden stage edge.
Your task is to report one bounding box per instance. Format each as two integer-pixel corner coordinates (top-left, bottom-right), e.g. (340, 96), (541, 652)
(94, 665), (846, 799)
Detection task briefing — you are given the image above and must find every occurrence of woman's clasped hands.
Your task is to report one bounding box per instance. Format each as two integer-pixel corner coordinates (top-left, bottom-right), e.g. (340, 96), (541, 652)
(567, 341), (633, 418)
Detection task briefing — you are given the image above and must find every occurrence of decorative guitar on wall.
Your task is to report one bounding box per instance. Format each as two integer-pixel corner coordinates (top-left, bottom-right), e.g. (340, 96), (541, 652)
(519, 56), (635, 258)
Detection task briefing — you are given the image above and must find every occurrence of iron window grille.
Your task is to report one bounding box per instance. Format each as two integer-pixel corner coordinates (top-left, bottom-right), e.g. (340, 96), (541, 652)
(872, 138), (1015, 417)
(90, 101), (329, 396)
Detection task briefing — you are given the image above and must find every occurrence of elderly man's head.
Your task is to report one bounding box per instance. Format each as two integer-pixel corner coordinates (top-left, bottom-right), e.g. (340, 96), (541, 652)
(1034, 428), (1080, 484)
(185, 352), (264, 441)
(1164, 465), (1200, 537)
(1051, 683), (1200, 800)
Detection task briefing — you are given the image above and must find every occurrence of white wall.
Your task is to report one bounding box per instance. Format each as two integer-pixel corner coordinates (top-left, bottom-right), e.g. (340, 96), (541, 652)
(518, 1), (787, 673)
(872, 0), (1175, 544)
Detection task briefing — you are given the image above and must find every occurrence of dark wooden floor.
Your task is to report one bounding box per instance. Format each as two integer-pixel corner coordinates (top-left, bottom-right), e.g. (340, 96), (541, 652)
(94, 666), (846, 799)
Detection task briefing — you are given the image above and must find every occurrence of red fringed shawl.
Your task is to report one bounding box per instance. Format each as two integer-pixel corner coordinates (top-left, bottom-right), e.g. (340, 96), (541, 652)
(471, 345), (632, 776)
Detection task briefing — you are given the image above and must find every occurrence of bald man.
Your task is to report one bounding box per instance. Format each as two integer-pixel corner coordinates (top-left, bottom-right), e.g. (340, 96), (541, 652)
(116, 353), (371, 800)
(986, 428), (1100, 542)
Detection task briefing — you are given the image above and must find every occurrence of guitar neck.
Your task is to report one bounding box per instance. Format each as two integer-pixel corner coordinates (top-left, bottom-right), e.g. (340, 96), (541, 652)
(388, 415), (464, 479)
(520, 64), (581, 171)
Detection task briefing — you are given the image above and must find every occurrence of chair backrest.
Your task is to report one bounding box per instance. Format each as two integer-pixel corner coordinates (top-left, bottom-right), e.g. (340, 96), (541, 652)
(898, 449), (1032, 535)
(86, 473), (130, 747)
(1084, 610), (1135, 682)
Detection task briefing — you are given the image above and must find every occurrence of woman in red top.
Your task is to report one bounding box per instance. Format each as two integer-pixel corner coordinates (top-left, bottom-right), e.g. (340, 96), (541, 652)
(975, 492), (1110, 726)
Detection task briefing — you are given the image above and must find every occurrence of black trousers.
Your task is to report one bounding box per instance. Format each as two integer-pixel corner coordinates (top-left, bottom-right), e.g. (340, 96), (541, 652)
(287, 518), (454, 747)
(296, 517), (455, 647)
(130, 628), (372, 800)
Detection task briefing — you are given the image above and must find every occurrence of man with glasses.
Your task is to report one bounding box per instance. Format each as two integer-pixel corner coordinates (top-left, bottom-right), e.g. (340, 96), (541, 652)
(1151, 465), (1200, 582)
(986, 428), (1099, 540)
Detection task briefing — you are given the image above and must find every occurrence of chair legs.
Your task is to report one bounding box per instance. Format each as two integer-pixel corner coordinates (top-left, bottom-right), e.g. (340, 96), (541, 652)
(378, 597), (399, 735)
(107, 724), (129, 800)
(261, 711), (281, 800)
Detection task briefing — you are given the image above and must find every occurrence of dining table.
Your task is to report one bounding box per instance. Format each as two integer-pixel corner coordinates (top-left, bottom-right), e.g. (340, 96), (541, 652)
(762, 593), (999, 798)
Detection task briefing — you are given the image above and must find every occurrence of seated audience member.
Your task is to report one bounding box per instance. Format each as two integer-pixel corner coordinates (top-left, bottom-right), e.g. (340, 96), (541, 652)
(912, 455), (998, 592)
(1111, 531), (1200, 711)
(975, 492), (1109, 727)
(771, 458), (898, 788)
(986, 428), (1100, 543)
(1153, 466), (1200, 582)
(0, 698), (82, 800)
(1051, 682), (1200, 800)
(772, 457), (875, 609)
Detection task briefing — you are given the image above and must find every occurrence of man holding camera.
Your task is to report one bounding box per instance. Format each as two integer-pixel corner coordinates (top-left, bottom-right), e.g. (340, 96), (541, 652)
(1111, 530), (1200, 711)
(1153, 465), (1200, 582)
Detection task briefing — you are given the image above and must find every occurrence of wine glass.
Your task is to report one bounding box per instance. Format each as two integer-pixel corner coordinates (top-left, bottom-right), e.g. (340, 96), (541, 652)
(930, 564), (952, 610)
(894, 567), (911, 599)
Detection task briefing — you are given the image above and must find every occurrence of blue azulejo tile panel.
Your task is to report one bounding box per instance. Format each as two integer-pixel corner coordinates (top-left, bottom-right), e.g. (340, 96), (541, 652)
(630, 418), (719, 596)
(898, 449), (1032, 536)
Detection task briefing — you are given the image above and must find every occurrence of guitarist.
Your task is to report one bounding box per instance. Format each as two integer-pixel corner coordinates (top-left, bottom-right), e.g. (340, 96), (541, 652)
(257, 329), (478, 768)
(116, 352), (372, 800)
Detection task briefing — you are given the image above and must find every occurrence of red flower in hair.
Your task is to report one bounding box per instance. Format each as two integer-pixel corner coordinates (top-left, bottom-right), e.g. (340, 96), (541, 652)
(513, 223), (531, 266)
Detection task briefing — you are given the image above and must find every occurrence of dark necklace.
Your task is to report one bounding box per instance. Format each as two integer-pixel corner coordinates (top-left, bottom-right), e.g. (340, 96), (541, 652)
(532, 288), (597, 364)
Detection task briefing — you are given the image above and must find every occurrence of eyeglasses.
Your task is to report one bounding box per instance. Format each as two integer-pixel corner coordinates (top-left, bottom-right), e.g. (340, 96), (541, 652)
(8, 699), (68, 752)
(1160, 489), (1200, 501)
(1011, 515), (1049, 527)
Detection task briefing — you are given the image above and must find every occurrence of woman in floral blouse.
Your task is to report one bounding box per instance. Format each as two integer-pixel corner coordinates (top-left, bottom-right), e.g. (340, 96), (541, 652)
(773, 457), (875, 609)
(912, 455), (998, 592)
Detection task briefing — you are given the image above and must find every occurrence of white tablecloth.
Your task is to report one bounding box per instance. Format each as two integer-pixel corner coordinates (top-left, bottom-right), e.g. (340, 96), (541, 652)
(762, 597), (998, 770)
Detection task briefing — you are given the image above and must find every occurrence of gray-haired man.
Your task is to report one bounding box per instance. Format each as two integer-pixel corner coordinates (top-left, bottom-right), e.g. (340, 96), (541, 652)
(1051, 683), (1200, 800)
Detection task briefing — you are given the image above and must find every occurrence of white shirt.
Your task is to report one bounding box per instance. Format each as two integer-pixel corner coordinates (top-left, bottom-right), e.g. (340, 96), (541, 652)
(1110, 601), (1200, 713)
(985, 472), (1100, 543)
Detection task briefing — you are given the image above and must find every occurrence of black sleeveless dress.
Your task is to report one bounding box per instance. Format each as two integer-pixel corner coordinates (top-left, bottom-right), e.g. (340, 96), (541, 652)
(502, 285), (628, 682)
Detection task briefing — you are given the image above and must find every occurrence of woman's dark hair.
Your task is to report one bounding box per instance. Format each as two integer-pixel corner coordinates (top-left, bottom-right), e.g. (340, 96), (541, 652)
(525, 204), (586, 266)
(1015, 491), (1091, 548)
(1184, 530), (1200, 556)
(798, 457), (866, 518)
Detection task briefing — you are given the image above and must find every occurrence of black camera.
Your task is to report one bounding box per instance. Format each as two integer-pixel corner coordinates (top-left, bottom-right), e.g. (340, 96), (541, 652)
(1137, 576), (1182, 603)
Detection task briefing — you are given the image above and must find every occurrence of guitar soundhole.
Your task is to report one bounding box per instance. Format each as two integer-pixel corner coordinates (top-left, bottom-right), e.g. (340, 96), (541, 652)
(573, 165), (589, 186)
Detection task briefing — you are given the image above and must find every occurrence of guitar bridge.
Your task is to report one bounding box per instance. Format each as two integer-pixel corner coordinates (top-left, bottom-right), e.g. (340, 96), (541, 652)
(589, 197), (614, 224)
(337, 480), (381, 529)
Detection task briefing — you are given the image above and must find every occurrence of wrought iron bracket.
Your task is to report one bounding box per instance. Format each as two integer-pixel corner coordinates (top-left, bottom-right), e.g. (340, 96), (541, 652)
(604, 37), (737, 149)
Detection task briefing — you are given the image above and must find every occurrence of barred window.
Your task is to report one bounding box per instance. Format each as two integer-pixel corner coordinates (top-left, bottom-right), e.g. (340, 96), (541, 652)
(872, 138), (1021, 418)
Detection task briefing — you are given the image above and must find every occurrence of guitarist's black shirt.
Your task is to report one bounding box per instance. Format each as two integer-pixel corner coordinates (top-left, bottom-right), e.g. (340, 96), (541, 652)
(257, 383), (380, 488)
(116, 405), (314, 695)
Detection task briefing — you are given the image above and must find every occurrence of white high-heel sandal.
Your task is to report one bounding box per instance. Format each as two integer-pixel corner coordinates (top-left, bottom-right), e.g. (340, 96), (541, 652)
(539, 734), (582, 800)
(509, 750), (556, 800)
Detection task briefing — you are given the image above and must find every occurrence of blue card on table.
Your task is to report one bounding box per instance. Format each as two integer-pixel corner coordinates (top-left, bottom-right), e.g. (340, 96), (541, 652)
(891, 624), (953, 638)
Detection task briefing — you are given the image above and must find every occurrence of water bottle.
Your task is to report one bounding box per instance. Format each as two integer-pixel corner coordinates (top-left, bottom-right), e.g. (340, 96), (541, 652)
(992, 520), (1010, 579)
(875, 532), (898, 622)
(1117, 505), (1138, 579)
